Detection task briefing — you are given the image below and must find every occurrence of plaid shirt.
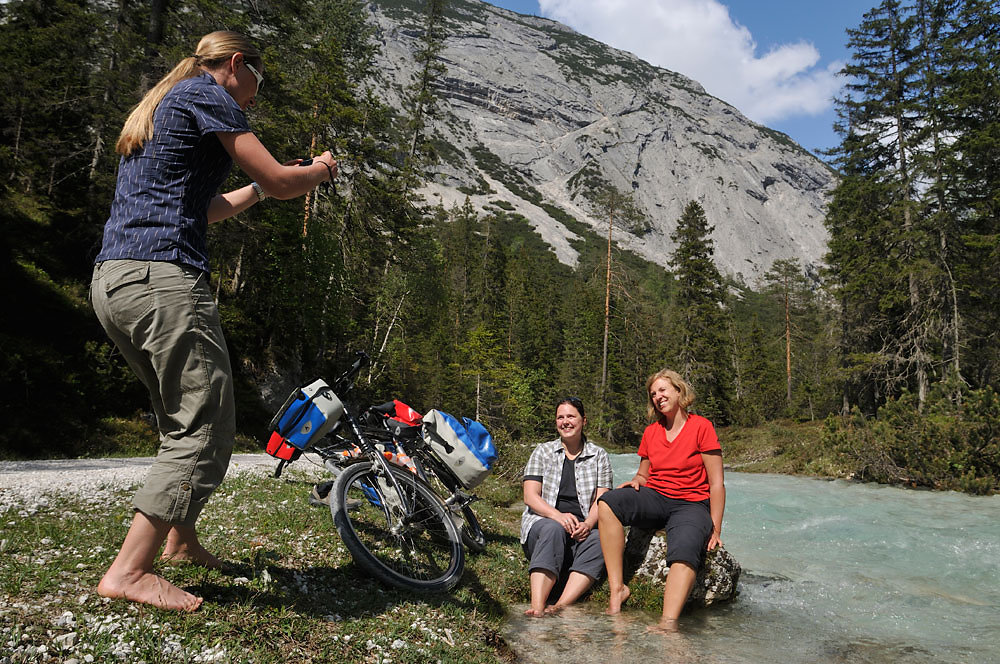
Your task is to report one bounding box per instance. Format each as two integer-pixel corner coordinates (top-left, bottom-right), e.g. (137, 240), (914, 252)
(520, 438), (613, 543)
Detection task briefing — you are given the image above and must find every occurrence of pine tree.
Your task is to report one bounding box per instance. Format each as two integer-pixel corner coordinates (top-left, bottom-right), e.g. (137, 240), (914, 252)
(762, 259), (810, 410)
(942, 0), (1000, 389)
(0, 0), (105, 204)
(404, 0), (448, 172)
(828, 0), (936, 410)
(828, 0), (1000, 409)
(726, 314), (783, 425)
(667, 201), (730, 422)
(591, 186), (645, 405)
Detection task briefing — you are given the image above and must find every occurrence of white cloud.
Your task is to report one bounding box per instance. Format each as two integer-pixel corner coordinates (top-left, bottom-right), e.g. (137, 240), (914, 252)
(537, 0), (843, 123)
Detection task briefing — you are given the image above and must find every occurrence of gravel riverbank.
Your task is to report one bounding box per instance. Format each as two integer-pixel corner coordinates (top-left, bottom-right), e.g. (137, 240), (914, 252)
(0, 454), (291, 514)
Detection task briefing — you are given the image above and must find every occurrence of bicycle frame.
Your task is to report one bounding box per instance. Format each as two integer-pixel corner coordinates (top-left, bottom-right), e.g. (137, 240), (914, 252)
(337, 403), (418, 528)
(270, 351), (483, 551)
(271, 354), (416, 516)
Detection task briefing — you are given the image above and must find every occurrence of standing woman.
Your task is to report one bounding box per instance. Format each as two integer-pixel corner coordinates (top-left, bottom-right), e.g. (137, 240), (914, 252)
(521, 397), (613, 616)
(597, 369), (725, 630)
(91, 31), (336, 612)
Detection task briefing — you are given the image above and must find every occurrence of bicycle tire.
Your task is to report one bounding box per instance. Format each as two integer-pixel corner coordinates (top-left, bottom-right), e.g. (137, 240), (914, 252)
(460, 504), (486, 552)
(330, 461), (464, 592)
(410, 454), (486, 553)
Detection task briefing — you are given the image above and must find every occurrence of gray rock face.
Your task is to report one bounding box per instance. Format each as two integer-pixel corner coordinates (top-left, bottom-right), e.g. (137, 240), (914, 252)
(623, 527), (741, 607)
(369, 0), (836, 281)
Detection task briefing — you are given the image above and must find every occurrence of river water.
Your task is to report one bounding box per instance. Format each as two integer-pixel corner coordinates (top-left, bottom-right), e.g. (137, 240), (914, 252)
(503, 455), (1000, 663)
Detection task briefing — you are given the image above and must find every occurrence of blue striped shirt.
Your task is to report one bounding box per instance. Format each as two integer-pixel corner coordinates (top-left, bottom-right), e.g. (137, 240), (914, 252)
(96, 72), (252, 274)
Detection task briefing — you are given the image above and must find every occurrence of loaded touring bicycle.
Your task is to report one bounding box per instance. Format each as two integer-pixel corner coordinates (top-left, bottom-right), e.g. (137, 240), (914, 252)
(264, 352), (496, 592)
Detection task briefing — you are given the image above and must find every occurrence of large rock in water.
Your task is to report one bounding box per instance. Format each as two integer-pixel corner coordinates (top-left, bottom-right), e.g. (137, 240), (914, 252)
(623, 527), (741, 607)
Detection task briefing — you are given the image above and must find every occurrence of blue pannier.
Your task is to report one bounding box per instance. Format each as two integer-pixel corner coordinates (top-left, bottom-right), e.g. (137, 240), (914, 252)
(268, 379), (345, 451)
(421, 409), (497, 489)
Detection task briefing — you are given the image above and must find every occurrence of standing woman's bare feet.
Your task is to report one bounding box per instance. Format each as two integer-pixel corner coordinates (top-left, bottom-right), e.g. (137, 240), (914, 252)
(97, 512), (204, 612)
(160, 540), (223, 568)
(606, 584), (631, 615)
(160, 526), (223, 568)
(98, 569), (203, 612)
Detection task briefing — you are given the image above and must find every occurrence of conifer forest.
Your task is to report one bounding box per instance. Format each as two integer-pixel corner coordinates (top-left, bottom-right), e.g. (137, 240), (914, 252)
(1, 0), (998, 492)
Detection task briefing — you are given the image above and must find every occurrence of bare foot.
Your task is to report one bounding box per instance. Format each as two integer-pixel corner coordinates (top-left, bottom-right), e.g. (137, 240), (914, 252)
(649, 618), (679, 634)
(543, 604), (565, 615)
(98, 569), (202, 612)
(605, 584), (631, 615)
(160, 541), (223, 569)
(524, 607), (546, 617)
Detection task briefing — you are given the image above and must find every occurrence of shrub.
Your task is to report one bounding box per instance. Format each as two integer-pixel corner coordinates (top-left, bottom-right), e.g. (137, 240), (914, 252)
(823, 385), (1000, 495)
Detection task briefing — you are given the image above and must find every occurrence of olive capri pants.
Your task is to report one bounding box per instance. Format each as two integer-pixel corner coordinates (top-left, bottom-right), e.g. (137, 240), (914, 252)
(91, 259), (235, 527)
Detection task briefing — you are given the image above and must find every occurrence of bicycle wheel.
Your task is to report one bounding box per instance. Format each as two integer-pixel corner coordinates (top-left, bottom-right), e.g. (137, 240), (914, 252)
(411, 456), (486, 553)
(330, 461), (465, 592)
(460, 504), (486, 552)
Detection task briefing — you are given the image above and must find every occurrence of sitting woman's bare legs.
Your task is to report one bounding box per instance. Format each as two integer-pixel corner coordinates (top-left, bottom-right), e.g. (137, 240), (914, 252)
(527, 569), (558, 616)
(97, 511), (203, 612)
(659, 561), (697, 629)
(547, 571), (596, 613)
(598, 502), (630, 614)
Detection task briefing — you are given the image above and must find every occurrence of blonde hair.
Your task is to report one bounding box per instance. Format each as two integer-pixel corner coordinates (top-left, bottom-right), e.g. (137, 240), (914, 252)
(115, 31), (262, 156)
(645, 369), (696, 423)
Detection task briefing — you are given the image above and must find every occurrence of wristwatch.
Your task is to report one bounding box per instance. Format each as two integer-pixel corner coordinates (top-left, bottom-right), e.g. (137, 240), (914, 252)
(251, 181), (267, 201)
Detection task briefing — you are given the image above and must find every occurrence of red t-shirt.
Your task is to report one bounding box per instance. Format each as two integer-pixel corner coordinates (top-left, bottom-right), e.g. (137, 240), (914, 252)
(637, 413), (721, 501)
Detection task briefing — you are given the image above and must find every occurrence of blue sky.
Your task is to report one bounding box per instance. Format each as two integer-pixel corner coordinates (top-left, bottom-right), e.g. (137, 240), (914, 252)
(482, 0), (874, 158)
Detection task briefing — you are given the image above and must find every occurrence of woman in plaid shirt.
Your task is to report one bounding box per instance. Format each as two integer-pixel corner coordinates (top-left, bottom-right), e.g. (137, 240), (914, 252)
(521, 397), (613, 616)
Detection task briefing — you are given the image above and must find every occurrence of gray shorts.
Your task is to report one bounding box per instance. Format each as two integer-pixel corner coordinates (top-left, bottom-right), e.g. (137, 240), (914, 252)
(91, 260), (235, 527)
(522, 518), (605, 581)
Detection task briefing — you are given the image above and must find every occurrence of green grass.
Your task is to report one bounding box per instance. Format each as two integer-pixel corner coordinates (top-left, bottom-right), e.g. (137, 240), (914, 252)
(719, 419), (848, 478)
(0, 467), (529, 663)
(0, 420), (855, 662)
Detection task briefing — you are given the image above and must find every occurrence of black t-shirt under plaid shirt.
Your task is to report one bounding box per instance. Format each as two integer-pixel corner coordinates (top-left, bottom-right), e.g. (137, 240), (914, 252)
(520, 438), (613, 543)
(96, 72), (252, 274)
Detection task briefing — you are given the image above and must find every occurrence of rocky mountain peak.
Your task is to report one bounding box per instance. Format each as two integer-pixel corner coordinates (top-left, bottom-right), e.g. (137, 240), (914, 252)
(370, 0), (837, 282)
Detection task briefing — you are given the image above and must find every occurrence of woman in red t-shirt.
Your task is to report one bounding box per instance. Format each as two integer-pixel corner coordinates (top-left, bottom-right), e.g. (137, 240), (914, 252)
(597, 369), (726, 630)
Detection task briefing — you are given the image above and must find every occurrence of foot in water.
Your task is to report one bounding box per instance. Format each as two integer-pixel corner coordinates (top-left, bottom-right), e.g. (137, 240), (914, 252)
(98, 569), (202, 612)
(606, 584), (631, 615)
(648, 618), (680, 635)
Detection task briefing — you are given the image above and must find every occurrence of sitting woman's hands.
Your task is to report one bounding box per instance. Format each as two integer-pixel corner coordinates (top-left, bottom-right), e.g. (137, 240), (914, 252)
(556, 512), (579, 534)
(618, 476), (643, 491)
(570, 521), (593, 541)
(618, 462), (649, 491)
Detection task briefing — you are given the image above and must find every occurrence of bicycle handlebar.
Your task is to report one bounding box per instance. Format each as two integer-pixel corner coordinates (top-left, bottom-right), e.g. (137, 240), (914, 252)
(331, 351), (369, 394)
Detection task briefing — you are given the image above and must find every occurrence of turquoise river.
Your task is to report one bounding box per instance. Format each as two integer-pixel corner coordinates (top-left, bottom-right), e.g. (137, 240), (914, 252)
(502, 455), (1000, 663)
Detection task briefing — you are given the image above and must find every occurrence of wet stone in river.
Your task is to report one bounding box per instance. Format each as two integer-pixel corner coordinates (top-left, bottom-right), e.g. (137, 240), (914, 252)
(624, 527), (741, 607)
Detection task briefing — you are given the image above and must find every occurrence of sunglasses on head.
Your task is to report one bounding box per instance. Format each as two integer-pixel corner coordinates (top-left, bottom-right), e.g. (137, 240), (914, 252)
(557, 396), (585, 416)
